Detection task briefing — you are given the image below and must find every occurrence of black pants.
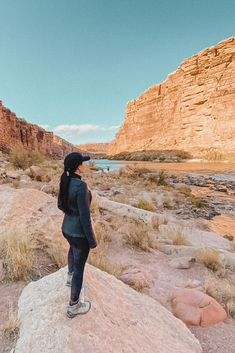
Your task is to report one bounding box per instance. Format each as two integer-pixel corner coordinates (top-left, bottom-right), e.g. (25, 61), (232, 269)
(63, 232), (90, 304)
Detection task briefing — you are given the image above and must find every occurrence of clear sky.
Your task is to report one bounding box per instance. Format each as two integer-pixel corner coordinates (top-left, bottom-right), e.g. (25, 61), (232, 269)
(0, 0), (234, 145)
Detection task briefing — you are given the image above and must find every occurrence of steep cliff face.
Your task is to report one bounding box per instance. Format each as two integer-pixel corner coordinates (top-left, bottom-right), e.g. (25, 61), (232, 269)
(0, 101), (78, 158)
(108, 37), (235, 156)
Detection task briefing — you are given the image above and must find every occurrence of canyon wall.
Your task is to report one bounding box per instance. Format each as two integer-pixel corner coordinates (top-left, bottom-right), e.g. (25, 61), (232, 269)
(77, 142), (110, 153)
(108, 37), (235, 156)
(0, 101), (78, 158)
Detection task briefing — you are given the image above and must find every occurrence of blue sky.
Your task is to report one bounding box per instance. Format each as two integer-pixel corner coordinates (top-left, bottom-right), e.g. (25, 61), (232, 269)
(0, 0), (234, 145)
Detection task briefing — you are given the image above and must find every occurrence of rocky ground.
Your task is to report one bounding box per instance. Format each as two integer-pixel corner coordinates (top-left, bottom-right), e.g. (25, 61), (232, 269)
(0, 151), (235, 353)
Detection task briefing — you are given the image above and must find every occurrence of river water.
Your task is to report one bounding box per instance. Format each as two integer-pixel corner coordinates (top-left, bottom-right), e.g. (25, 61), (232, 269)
(93, 159), (235, 180)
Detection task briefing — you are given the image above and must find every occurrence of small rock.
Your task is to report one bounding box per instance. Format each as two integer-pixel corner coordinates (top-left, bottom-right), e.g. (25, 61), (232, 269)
(41, 184), (55, 194)
(215, 185), (228, 193)
(169, 257), (196, 269)
(186, 279), (203, 288)
(20, 174), (31, 183)
(119, 269), (151, 289)
(6, 171), (21, 179)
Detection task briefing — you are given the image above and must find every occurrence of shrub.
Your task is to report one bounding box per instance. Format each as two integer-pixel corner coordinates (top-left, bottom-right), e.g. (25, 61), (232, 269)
(123, 220), (156, 252)
(119, 165), (151, 178)
(204, 150), (223, 162)
(161, 225), (190, 246)
(111, 193), (129, 204)
(133, 198), (156, 212)
(46, 242), (67, 268)
(9, 146), (44, 169)
(88, 241), (124, 277)
(90, 192), (101, 214)
(11, 180), (21, 188)
(147, 170), (168, 186)
(163, 198), (172, 209)
(205, 277), (235, 318)
(190, 196), (208, 208)
(0, 227), (36, 281)
(3, 305), (20, 339)
(172, 233), (189, 246)
(196, 248), (223, 272)
(93, 221), (112, 243)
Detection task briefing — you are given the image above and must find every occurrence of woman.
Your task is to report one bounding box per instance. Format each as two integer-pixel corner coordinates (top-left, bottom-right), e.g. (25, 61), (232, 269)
(57, 152), (97, 318)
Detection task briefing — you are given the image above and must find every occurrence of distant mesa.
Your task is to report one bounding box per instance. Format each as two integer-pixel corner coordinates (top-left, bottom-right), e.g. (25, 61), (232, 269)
(0, 101), (79, 158)
(77, 142), (110, 159)
(108, 37), (235, 157)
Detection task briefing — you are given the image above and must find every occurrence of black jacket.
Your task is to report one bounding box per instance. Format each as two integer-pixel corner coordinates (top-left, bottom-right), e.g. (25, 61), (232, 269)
(60, 176), (97, 249)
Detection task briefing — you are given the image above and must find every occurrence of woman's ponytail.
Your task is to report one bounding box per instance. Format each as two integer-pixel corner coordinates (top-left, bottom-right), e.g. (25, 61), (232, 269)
(57, 169), (72, 215)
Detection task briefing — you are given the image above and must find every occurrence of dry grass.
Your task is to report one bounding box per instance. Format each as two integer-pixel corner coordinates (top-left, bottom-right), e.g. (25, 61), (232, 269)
(151, 215), (169, 231)
(163, 197), (172, 209)
(93, 221), (112, 243)
(88, 241), (124, 277)
(0, 227), (36, 281)
(133, 198), (156, 212)
(88, 217), (124, 277)
(11, 180), (21, 188)
(176, 185), (192, 197)
(204, 150), (223, 162)
(190, 196), (208, 208)
(119, 165), (151, 178)
(129, 281), (148, 292)
(205, 277), (235, 318)
(3, 305), (20, 339)
(9, 146), (44, 169)
(161, 225), (190, 246)
(147, 170), (168, 186)
(90, 192), (101, 214)
(196, 248), (223, 272)
(172, 233), (190, 246)
(46, 243), (67, 268)
(111, 193), (129, 204)
(123, 220), (156, 252)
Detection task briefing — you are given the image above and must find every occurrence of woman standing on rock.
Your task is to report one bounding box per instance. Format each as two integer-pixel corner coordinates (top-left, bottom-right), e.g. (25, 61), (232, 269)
(57, 152), (97, 318)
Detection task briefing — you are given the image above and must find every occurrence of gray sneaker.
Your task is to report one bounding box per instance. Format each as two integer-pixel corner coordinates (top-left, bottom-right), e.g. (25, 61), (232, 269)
(67, 301), (91, 318)
(66, 272), (73, 287)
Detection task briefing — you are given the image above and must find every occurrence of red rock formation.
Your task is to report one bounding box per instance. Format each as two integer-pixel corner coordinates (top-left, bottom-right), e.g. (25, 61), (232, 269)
(108, 37), (235, 156)
(77, 142), (110, 154)
(0, 101), (78, 158)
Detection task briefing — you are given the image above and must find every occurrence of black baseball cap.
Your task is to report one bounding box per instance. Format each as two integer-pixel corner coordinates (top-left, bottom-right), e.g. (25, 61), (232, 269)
(64, 152), (90, 172)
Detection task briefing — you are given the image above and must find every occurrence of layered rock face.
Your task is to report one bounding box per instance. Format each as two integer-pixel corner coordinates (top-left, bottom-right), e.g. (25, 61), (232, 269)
(108, 37), (235, 155)
(0, 101), (78, 158)
(77, 142), (110, 153)
(14, 266), (202, 353)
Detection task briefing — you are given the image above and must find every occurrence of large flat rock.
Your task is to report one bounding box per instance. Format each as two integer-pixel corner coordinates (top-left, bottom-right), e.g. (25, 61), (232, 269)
(14, 265), (202, 353)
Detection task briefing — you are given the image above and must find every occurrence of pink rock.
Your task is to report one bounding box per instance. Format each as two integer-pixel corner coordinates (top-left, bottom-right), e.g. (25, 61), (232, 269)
(119, 269), (151, 289)
(172, 288), (227, 327)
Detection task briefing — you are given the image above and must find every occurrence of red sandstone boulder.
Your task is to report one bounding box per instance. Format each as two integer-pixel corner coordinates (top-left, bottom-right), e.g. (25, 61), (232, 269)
(172, 288), (227, 327)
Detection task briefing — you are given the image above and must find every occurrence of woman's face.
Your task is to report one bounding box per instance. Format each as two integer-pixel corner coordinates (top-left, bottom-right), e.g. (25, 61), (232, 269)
(77, 163), (86, 174)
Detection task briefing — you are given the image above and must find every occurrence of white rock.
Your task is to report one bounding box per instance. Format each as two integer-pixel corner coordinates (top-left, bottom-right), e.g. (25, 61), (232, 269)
(14, 266), (202, 353)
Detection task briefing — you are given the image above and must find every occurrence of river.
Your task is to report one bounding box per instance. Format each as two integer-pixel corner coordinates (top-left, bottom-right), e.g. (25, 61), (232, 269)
(93, 159), (235, 180)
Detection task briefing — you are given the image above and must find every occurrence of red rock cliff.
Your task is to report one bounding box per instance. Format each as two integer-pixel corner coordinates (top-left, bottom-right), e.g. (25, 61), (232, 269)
(0, 101), (78, 158)
(108, 37), (235, 156)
